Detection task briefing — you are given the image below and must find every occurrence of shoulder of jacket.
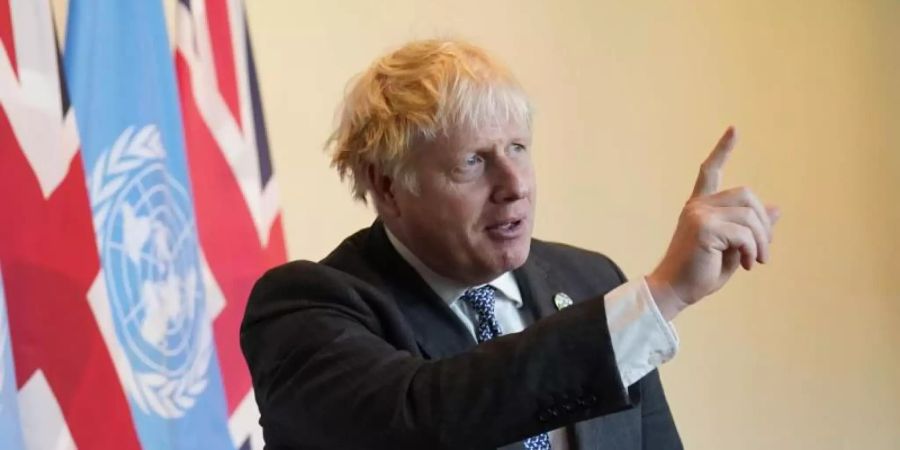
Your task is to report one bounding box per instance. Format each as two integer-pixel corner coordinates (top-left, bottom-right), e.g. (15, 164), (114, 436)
(529, 238), (627, 284)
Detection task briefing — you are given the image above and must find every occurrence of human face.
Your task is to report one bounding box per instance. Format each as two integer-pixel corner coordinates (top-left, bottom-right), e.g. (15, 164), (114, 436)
(388, 120), (536, 285)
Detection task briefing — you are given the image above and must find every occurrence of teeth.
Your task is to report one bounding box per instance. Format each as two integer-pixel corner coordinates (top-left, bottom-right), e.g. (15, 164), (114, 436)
(489, 221), (519, 231)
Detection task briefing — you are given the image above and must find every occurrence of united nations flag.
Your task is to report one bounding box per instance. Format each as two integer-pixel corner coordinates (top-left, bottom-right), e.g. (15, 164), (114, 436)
(65, 1), (233, 449)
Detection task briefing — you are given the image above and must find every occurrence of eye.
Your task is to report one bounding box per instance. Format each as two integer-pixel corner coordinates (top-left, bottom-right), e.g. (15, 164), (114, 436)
(451, 153), (485, 180)
(511, 143), (527, 153)
(464, 154), (484, 167)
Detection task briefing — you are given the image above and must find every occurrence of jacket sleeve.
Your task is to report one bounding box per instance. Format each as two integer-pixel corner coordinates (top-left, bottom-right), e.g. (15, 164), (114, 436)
(240, 262), (633, 450)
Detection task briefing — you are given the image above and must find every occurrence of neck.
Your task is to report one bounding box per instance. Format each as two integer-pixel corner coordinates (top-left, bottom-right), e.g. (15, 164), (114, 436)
(382, 222), (499, 286)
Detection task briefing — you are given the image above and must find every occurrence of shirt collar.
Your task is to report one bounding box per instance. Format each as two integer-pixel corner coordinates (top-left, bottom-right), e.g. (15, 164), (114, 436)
(384, 226), (523, 308)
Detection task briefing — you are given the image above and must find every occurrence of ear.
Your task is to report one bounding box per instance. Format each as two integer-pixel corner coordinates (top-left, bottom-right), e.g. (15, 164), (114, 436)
(366, 164), (401, 217)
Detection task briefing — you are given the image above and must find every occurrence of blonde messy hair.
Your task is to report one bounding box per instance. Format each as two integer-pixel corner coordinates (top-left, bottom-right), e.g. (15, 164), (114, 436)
(327, 39), (532, 201)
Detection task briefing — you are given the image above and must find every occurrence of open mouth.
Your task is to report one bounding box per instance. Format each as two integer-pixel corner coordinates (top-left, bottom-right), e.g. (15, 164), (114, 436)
(485, 219), (525, 239)
(489, 220), (521, 231)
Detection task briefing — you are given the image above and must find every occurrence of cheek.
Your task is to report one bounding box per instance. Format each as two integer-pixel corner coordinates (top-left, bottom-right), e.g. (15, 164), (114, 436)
(433, 206), (481, 249)
(430, 188), (487, 228)
(411, 176), (493, 244)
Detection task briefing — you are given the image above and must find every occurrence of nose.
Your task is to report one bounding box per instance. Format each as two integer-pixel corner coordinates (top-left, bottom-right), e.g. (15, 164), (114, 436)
(490, 156), (530, 203)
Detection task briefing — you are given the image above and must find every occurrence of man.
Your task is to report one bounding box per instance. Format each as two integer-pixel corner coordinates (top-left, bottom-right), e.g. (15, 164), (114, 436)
(241, 39), (779, 449)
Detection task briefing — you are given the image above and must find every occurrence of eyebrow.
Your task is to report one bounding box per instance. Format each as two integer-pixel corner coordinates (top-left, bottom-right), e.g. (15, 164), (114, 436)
(466, 136), (531, 150)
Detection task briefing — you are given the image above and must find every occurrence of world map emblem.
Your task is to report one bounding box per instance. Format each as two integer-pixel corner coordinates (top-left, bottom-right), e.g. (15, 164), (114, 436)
(90, 125), (212, 418)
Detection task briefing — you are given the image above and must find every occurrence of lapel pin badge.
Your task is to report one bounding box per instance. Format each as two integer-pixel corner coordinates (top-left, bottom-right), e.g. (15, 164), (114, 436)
(554, 292), (574, 310)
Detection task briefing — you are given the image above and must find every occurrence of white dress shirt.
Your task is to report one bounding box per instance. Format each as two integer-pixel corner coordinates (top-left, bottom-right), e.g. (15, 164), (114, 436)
(385, 229), (679, 449)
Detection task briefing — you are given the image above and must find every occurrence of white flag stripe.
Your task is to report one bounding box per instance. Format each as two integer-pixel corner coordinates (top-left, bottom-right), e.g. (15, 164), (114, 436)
(229, 389), (264, 450)
(0, 0), (78, 199)
(18, 371), (76, 450)
(175, 2), (279, 247)
(229, 0), (284, 242)
(228, 0), (257, 158)
(201, 249), (226, 321)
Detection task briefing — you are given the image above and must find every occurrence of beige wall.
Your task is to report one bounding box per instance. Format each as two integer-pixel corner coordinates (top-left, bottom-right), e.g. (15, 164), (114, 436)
(53, 1), (900, 448)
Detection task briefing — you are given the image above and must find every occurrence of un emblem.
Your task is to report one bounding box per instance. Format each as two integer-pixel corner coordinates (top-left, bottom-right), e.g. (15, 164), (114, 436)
(90, 125), (211, 418)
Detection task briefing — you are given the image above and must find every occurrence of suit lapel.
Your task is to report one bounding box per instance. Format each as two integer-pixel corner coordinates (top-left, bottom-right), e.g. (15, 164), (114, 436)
(514, 253), (578, 450)
(513, 250), (561, 323)
(365, 231), (643, 449)
(572, 406), (642, 450)
(515, 248), (643, 450)
(364, 221), (476, 359)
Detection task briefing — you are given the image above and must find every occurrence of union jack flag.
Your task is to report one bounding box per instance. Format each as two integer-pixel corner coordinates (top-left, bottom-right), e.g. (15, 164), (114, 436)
(175, 0), (287, 447)
(0, 1), (142, 448)
(0, 0), (285, 448)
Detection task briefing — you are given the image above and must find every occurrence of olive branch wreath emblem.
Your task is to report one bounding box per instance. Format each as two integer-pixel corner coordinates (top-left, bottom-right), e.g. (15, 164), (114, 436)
(89, 125), (211, 418)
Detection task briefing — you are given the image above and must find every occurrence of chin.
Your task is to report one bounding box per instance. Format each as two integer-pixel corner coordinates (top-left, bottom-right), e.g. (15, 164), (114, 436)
(494, 238), (531, 272)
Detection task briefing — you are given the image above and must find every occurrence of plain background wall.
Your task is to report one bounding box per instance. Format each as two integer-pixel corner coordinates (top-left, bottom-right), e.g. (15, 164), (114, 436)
(52, 1), (899, 449)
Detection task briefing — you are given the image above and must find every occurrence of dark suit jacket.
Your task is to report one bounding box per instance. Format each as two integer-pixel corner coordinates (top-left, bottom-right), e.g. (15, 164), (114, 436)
(241, 222), (682, 449)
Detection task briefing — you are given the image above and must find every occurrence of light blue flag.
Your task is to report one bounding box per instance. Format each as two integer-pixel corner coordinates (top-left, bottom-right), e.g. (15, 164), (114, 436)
(0, 269), (25, 450)
(64, 2), (233, 449)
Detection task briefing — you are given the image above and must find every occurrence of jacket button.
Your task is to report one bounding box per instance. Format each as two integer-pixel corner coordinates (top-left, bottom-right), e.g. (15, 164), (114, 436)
(538, 412), (549, 423)
(548, 407), (559, 417)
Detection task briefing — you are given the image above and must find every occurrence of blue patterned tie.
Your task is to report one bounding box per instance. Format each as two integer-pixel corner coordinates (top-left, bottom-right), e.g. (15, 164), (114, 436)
(461, 286), (552, 450)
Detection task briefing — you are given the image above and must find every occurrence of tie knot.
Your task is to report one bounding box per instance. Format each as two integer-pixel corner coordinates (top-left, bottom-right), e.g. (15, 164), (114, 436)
(462, 285), (495, 312)
(460, 285), (502, 342)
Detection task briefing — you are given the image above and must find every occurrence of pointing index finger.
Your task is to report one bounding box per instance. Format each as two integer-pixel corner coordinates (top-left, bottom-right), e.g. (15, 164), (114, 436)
(691, 126), (737, 199)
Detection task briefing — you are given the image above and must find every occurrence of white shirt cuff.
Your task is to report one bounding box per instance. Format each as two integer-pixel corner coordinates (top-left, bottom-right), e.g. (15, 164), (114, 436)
(604, 277), (680, 387)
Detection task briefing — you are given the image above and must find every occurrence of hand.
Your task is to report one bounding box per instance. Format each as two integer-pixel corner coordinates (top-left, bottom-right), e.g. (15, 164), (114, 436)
(646, 127), (781, 321)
